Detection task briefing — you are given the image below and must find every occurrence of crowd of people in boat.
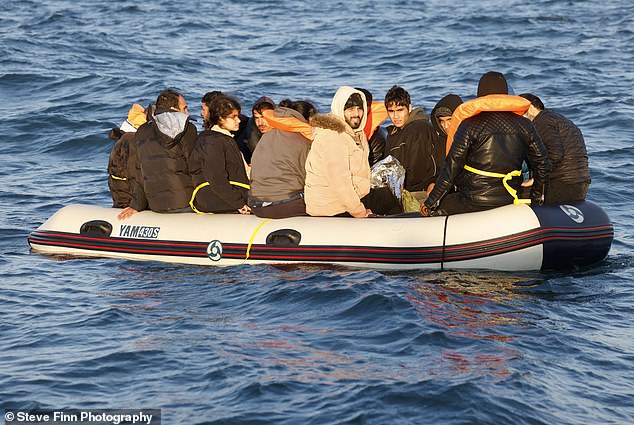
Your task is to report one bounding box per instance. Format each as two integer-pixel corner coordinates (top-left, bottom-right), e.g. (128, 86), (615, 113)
(107, 71), (591, 220)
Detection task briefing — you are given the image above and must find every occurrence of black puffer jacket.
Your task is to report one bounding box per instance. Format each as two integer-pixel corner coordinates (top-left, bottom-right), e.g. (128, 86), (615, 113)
(385, 108), (439, 192)
(128, 111), (197, 212)
(532, 109), (590, 185)
(188, 129), (249, 213)
(425, 111), (550, 210)
(107, 131), (136, 208)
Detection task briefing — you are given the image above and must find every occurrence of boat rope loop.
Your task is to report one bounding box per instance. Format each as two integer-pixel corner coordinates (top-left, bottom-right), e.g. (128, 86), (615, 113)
(243, 219), (271, 264)
(110, 174), (127, 181)
(189, 181), (252, 214)
(463, 165), (531, 205)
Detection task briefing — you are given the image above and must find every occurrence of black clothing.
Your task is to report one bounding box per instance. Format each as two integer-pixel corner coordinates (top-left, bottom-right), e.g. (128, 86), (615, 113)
(532, 109), (591, 191)
(361, 187), (402, 215)
(107, 131), (135, 208)
(425, 111), (550, 215)
(188, 129), (249, 213)
(384, 108), (439, 192)
(368, 126), (387, 166)
(233, 114), (253, 163)
(128, 111), (197, 213)
(430, 94), (464, 176)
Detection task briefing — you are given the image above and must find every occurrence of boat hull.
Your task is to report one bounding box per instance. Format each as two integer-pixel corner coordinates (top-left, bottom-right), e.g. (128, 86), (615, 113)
(28, 202), (613, 272)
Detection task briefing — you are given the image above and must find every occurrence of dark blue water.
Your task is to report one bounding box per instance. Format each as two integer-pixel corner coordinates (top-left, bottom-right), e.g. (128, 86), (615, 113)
(2, 1), (633, 423)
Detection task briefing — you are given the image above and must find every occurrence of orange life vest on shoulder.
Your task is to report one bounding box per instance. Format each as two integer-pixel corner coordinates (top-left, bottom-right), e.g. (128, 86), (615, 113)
(445, 95), (531, 155)
(262, 101), (388, 142)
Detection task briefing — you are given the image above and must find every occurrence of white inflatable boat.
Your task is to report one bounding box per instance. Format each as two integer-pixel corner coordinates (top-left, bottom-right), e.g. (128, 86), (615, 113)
(28, 201), (613, 272)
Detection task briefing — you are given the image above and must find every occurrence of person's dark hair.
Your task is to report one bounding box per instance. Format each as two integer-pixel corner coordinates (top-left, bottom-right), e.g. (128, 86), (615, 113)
(519, 93), (545, 111)
(278, 99), (316, 120)
(355, 87), (373, 106)
(202, 91), (223, 105)
(278, 99), (317, 121)
(384, 85), (411, 108)
(252, 97), (275, 115)
(156, 89), (182, 110)
(208, 95), (241, 126)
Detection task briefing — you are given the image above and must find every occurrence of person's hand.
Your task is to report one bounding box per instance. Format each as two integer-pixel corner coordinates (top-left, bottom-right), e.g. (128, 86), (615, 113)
(521, 178), (534, 187)
(118, 207), (138, 220)
(426, 183), (435, 195)
(420, 204), (431, 217)
(238, 204), (251, 215)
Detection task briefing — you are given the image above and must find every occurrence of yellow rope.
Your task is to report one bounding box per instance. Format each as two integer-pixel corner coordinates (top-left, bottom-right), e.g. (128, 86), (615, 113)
(110, 174), (127, 181)
(463, 165), (531, 205)
(243, 219), (271, 264)
(189, 182), (214, 214)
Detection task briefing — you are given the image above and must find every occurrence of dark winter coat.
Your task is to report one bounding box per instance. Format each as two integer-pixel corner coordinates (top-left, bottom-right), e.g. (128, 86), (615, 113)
(188, 128), (249, 213)
(128, 110), (197, 212)
(107, 131), (136, 208)
(385, 108), (440, 192)
(425, 111), (551, 211)
(532, 109), (591, 185)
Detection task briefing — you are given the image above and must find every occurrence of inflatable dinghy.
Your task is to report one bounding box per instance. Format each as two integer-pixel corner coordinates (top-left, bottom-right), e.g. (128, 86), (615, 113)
(28, 201), (613, 272)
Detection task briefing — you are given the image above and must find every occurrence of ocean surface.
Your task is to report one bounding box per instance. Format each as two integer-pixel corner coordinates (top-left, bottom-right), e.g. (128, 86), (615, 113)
(1, 0), (633, 423)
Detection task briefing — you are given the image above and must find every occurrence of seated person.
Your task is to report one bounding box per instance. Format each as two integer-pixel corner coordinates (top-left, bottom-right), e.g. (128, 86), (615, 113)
(421, 72), (550, 216)
(430, 94), (464, 157)
(305, 86), (401, 218)
(384, 86), (439, 199)
(188, 95), (250, 214)
(245, 96), (276, 154)
(248, 100), (317, 218)
(118, 89), (197, 219)
(107, 103), (149, 208)
(201, 90), (252, 163)
(519, 93), (591, 203)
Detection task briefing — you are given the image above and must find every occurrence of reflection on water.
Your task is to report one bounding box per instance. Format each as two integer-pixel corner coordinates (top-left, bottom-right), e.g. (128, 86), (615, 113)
(402, 271), (547, 380)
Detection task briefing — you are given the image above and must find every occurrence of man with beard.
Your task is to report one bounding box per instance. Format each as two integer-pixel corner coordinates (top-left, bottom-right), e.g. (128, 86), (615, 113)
(304, 86), (401, 217)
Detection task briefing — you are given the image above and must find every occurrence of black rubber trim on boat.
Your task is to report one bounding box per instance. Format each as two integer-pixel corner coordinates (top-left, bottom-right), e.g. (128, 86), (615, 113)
(441, 215), (449, 271)
(80, 220), (113, 237)
(266, 229), (302, 247)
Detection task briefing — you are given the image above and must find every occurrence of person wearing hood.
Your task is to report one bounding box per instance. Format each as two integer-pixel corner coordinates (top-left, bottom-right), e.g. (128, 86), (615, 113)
(188, 94), (251, 214)
(383, 85), (439, 198)
(519, 93), (591, 203)
(305, 86), (401, 218)
(107, 103), (150, 208)
(421, 72), (550, 216)
(118, 89), (197, 219)
(430, 94), (464, 156)
(248, 99), (317, 218)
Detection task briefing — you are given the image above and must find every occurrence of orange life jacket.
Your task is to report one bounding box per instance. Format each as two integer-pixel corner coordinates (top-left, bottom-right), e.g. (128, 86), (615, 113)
(445, 95), (531, 155)
(262, 101), (388, 141)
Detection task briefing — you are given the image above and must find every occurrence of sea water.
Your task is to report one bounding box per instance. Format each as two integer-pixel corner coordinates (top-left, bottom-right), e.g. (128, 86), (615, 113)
(1, 1), (633, 424)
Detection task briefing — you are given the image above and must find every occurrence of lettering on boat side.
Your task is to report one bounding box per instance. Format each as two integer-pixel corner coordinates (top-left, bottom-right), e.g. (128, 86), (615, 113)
(207, 240), (223, 261)
(119, 224), (161, 239)
(560, 204), (585, 224)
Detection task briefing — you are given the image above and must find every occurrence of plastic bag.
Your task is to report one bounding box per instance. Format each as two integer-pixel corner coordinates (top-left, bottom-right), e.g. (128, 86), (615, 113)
(402, 189), (421, 213)
(370, 155), (405, 201)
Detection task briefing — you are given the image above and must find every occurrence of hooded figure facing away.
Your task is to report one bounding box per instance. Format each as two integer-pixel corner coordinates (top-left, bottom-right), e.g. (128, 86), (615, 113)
(421, 72), (550, 216)
(519, 93), (590, 203)
(305, 86), (401, 217)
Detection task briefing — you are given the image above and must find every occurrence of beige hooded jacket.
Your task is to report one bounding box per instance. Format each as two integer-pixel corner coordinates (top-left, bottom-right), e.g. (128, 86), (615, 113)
(305, 86), (370, 217)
